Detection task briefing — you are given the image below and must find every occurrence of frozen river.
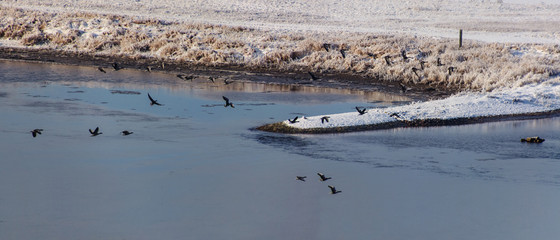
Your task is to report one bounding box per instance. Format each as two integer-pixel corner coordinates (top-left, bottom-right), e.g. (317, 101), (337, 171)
(1, 61), (559, 240)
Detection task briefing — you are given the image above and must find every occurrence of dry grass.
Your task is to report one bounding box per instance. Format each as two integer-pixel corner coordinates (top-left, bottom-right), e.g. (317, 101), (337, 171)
(1, 6), (559, 92)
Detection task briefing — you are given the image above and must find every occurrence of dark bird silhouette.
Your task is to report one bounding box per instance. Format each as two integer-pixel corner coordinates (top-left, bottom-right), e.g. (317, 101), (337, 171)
(89, 127), (102, 136)
(145, 66), (152, 72)
(339, 49), (346, 58)
(208, 77), (215, 83)
(437, 58), (444, 66)
(308, 71), (320, 81)
(328, 185), (341, 194)
(411, 67), (421, 78)
(148, 93), (163, 106)
(384, 55), (392, 65)
(223, 96), (234, 108)
(355, 107), (367, 115)
(448, 66), (456, 75)
(112, 62), (123, 71)
(296, 176), (307, 181)
(224, 79), (233, 85)
(419, 60), (426, 70)
(321, 116), (330, 124)
(367, 53), (377, 59)
(97, 67), (106, 73)
(288, 116), (299, 124)
(322, 43), (330, 52)
(317, 172), (331, 181)
(121, 130), (133, 136)
(401, 50), (408, 61)
(400, 83), (412, 93)
(30, 129), (43, 138)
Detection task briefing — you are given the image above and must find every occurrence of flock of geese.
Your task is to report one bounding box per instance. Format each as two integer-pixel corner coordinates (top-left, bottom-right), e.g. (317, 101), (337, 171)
(296, 172), (341, 195)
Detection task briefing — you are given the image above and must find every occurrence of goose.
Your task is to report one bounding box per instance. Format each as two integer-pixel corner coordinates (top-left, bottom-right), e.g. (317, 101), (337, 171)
(411, 67), (420, 78)
(339, 49), (346, 58)
(419, 60), (426, 70)
(177, 74), (194, 81)
(400, 83), (412, 93)
(317, 172), (331, 181)
(148, 93), (163, 106)
(322, 43), (330, 52)
(401, 50), (408, 61)
(89, 127), (102, 136)
(328, 185), (341, 194)
(145, 66), (152, 72)
(223, 96), (234, 108)
(448, 66), (456, 75)
(112, 62), (123, 71)
(121, 130), (133, 136)
(208, 77), (215, 83)
(355, 107), (367, 115)
(321, 116), (330, 124)
(224, 79), (233, 85)
(288, 116), (299, 124)
(296, 176), (307, 181)
(30, 129), (43, 138)
(97, 67), (106, 73)
(437, 58), (444, 66)
(384, 55), (392, 65)
(308, 72), (320, 81)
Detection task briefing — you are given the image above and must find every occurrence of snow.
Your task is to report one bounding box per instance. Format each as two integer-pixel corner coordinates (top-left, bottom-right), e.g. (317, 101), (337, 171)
(0, 0), (559, 130)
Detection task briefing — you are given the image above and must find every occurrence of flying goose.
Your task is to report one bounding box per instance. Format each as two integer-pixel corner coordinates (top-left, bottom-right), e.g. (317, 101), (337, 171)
(317, 172), (331, 181)
(328, 185), (341, 194)
(222, 96), (234, 108)
(89, 127), (102, 136)
(437, 58), (444, 66)
(321, 116), (330, 124)
(288, 116), (299, 124)
(355, 107), (367, 115)
(97, 67), (106, 73)
(30, 129), (43, 138)
(121, 130), (133, 136)
(296, 176), (307, 181)
(148, 93), (163, 106)
(224, 79), (233, 85)
(208, 77), (215, 83)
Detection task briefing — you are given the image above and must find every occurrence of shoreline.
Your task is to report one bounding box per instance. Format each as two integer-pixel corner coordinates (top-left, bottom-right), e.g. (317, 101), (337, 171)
(1, 46), (559, 134)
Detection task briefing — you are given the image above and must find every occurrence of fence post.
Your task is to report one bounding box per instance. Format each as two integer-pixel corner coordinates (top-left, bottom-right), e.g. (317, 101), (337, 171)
(459, 29), (463, 48)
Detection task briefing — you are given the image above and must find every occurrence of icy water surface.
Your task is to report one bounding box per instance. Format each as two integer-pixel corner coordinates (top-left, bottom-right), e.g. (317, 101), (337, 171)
(1, 61), (559, 240)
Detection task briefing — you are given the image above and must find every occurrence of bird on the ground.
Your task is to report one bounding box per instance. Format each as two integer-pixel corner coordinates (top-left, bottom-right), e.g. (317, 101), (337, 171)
(121, 130), (133, 136)
(400, 83), (412, 93)
(89, 127), (102, 136)
(224, 79), (233, 85)
(296, 176), (307, 181)
(223, 96), (234, 108)
(97, 67), (106, 73)
(308, 71), (320, 81)
(317, 172), (332, 181)
(177, 74), (194, 81)
(322, 43), (330, 52)
(437, 58), (444, 66)
(367, 53), (377, 59)
(401, 50), (408, 61)
(339, 49), (346, 58)
(321, 116), (330, 124)
(411, 67), (421, 78)
(288, 116), (299, 124)
(384, 55), (392, 65)
(419, 60), (426, 70)
(328, 185), (341, 194)
(30, 129), (43, 138)
(208, 77), (215, 83)
(112, 62), (123, 71)
(448, 66), (456, 75)
(148, 93), (163, 106)
(355, 107), (367, 115)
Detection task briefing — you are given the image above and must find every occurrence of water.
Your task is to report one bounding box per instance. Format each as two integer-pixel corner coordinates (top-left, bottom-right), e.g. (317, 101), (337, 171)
(1, 61), (559, 240)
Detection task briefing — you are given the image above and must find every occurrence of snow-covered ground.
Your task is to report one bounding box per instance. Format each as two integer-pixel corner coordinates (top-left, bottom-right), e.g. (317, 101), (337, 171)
(0, 0), (559, 130)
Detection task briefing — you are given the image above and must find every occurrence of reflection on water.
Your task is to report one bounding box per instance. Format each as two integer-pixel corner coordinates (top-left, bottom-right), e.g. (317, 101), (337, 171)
(1, 60), (560, 240)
